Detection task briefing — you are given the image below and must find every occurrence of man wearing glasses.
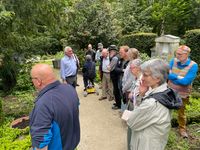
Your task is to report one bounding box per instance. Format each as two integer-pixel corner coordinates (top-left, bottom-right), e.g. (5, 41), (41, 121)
(30, 64), (80, 150)
(168, 45), (198, 138)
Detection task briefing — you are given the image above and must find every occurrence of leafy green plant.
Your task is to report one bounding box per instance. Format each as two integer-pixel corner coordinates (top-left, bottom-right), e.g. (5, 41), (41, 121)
(0, 120), (31, 150)
(2, 92), (34, 118)
(118, 32), (157, 56)
(13, 63), (34, 92)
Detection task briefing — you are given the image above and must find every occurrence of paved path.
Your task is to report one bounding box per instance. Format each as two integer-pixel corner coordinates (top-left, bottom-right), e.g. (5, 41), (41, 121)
(76, 75), (127, 150)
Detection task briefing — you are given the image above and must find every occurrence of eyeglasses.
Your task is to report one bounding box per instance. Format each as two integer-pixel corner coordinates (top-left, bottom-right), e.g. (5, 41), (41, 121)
(176, 53), (186, 56)
(31, 77), (38, 80)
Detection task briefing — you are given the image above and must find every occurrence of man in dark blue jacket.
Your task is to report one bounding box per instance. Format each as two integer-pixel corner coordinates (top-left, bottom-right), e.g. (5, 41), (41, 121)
(30, 64), (80, 150)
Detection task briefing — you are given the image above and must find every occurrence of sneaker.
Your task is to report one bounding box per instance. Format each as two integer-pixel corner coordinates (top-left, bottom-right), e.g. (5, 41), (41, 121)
(98, 97), (107, 101)
(112, 105), (120, 110)
(113, 103), (117, 106)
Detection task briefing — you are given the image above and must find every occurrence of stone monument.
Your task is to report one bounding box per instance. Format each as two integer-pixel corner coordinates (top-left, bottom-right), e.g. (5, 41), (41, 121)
(153, 35), (180, 62)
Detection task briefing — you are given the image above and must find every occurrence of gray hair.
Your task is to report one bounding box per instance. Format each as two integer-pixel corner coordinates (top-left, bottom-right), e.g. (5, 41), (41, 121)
(130, 59), (142, 67)
(128, 48), (139, 60)
(86, 55), (92, 61)
(141, 58), (169, 85)
(64, 46), (72, 53)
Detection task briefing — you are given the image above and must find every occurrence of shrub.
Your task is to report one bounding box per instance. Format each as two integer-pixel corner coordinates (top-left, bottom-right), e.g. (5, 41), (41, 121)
(185, 29), (200, 91)
(0, 98), (3, 125)
(0, 53), (18, 94)
(0, 120), (31, 150)
(118, 32), (157, 56)
(171, 97), (200, 127)
(13, 63), (34, 92)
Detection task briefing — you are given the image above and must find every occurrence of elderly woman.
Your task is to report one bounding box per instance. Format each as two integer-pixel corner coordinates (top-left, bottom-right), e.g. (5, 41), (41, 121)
(126, 58), (143, 150)
(121, 48), (139, 109)
(122, 58), (176, 150)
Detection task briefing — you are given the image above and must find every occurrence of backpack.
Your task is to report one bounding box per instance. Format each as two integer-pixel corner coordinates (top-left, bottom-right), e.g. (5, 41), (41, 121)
(143, 88), (183, 109)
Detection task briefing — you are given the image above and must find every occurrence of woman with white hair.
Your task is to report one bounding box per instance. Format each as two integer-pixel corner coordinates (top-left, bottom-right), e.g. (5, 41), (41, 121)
(122, 58), (182, 150)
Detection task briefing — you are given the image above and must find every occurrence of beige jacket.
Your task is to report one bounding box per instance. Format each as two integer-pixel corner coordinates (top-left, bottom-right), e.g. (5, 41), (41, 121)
(127, 83), (171, 150)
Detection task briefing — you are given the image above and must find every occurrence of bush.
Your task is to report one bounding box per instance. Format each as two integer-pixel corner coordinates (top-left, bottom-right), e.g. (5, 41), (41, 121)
(2, 92), (34, 118)
(0, 98), (3, 125)
(185, 29), (200, 91)
(118, 32), (157, 56)
(0, 53), (18, 94)
(13, 63), (34, 92)
(171, 97), (200, 127)
(0, 120), (31, 150)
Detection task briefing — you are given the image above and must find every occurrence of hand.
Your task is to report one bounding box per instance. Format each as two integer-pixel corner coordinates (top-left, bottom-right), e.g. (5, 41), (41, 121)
(62, 79), (67, 84)
(139, 82), (148, 96)
(107, 65), (111, 71)
(128, 93), (133, 99)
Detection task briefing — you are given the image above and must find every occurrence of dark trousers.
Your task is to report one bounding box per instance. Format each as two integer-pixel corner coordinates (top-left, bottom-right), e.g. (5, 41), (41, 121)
(111, 76), (121, 108)
(65, 76), (76, 88)
(83, 77), (94, 89)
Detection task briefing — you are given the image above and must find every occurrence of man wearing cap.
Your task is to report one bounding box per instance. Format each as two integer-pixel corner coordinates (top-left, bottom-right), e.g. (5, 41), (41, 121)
(107, 45), (122, 109)
(168, 45), (198, 138)
(95, 43), (103, 62)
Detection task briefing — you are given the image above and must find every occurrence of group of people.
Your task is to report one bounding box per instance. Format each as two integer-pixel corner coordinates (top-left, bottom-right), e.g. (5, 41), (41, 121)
(28, 43), (198, 150)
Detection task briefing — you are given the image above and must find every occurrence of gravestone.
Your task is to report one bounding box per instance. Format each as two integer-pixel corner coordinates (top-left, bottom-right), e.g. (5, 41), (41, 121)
(153, 35), (180, 62)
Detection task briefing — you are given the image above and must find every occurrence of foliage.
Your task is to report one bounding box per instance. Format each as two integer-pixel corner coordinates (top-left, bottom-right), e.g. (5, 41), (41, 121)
(0, 52), (18, 94)
(0, 98), (3, 125)
(171, 97), (200, 127)
(165, 129), (190, 150)
(150, 0), (197, 36)
(13, 63), (34, 92)
(185, 29), (200, 91)
(165, 124), (200, 150)
(2, 92), (34, 118)
(65, 0), (119, 49)
(119, 32), (157, 56)
(0, 120), (31, 150)
(114, 0), (152, 35)
(76, 50), (85, 69)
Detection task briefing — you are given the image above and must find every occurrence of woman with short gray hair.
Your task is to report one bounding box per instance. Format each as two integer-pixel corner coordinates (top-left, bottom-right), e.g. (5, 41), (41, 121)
(122, 58), (181, 150)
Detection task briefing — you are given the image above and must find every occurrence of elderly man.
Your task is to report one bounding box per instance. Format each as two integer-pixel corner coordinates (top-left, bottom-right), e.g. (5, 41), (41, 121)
(168, 45), (198, 138)
(95, 43), (103, 62)
(30, 64), (80, 150)
(99, 48), (114, 101)
(60, 46), (79, 88)
(107, 45), (121, 109)
(85, 44), (96, 62)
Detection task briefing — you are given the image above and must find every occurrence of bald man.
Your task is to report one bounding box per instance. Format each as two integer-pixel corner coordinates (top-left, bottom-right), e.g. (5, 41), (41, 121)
(30, 64), (80, 150)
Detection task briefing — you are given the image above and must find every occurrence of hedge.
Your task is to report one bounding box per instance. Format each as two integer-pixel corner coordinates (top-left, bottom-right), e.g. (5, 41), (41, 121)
(118, 32), (157, 56)
(185, 29), (200, 91)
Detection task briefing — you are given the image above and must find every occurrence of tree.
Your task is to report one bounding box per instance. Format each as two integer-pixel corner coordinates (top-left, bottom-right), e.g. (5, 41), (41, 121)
(150, 0), (195, 36)
(114, 0), (152, 35)
(65, 0), (119, 49)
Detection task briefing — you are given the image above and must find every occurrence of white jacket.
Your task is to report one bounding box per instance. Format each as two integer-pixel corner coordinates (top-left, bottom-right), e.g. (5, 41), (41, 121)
(127, 83), (171, 150)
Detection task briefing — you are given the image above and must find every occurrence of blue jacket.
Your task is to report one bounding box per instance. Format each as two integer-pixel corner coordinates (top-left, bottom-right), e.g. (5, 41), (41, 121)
(30, 81), (80, 150)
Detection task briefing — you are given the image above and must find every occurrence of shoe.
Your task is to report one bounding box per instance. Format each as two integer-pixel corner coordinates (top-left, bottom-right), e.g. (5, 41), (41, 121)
(108, 97), (113, 101)
(112, 105), (120, 110)
(99, 97), (107, 101)
(113, 103), (117, 106)
(179, 130), (188, 138)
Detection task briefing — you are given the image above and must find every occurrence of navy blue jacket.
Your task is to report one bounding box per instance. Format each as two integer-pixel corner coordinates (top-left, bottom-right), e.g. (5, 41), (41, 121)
(30, 81), (80, 150)
(82, 60), (96, 79)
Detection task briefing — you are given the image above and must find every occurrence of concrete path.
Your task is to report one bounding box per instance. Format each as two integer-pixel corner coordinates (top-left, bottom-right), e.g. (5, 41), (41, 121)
(76, 75), (127, 150)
